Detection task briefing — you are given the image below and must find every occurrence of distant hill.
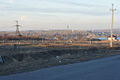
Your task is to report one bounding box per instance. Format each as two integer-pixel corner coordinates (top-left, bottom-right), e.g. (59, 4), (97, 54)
(0, 29), (119, 37)
(93, 28), (120, 34)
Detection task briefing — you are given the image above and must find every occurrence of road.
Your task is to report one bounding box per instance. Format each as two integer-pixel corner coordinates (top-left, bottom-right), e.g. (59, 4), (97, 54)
(0, 55), (120, 80)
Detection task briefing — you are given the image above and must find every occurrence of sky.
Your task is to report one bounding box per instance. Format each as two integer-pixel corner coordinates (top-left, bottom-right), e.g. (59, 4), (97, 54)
(0, 0), (120, 31)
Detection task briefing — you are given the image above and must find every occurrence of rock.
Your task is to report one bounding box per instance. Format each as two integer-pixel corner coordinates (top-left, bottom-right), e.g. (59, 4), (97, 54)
(0, 56), (4, 63)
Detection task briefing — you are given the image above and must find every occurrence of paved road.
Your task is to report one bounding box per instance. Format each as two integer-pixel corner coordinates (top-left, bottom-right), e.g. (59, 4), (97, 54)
(1, 55), (120, 80)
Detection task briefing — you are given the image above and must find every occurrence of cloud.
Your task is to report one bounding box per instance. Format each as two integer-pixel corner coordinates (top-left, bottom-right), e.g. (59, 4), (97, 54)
(45, 0), (106, 8)
(0, 6), (108, 16)
(0, 0), (109, 16)
(9, 0), (14, 3)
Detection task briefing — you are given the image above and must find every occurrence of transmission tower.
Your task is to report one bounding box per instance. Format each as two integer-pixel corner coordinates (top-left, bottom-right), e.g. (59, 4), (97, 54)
(67, 25), (70, 30)
(15, 20), (22, 37)
(110, 4), (116, 47)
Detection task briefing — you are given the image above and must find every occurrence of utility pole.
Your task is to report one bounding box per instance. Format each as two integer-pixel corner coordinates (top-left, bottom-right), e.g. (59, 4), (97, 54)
(15, 20), (22, 37)
(110, 4), (116, 47)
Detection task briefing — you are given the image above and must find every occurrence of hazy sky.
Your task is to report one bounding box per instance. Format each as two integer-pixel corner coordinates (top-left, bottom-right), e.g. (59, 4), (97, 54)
(0, 0), (120, 31)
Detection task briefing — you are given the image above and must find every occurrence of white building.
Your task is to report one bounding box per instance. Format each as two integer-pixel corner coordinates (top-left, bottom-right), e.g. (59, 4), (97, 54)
(108, 35), (118, 41)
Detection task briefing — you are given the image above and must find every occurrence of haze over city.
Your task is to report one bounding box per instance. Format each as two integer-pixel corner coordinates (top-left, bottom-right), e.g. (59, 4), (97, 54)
(0, 0), (120, 31)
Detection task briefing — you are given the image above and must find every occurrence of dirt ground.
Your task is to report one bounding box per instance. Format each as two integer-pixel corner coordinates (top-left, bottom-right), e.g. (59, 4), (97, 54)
(0, 45), (120, 76)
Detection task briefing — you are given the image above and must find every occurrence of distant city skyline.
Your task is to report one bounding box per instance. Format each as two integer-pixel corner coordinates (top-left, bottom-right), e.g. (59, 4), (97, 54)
(0, 0), (120, 31)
